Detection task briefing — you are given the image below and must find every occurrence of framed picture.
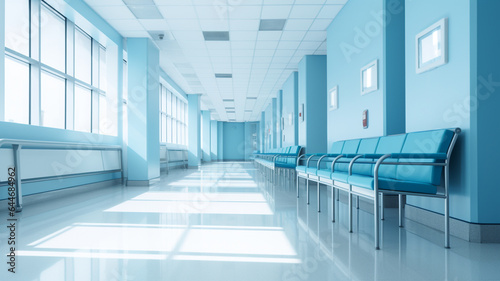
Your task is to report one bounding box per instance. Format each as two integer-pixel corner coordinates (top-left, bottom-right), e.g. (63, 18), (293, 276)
(288, 113), (293, 126)
(416, 18), (448, 74)
(328, 86), (338, 111)
(361, 60), (378, 95)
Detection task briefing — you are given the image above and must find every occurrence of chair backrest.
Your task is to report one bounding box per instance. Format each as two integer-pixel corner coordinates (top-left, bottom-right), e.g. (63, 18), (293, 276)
(331, 141), (344, 154)
(288, 146), (301, 155)
(375, 134), (407, 179)
(351, 137), (380, 176)
(396, 129), (454, 185)
(335, 139), (361, 172)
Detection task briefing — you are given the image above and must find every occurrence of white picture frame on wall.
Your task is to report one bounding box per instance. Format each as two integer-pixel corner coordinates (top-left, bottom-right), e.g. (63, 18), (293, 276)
(328, 86), (338, 111)
(416, 18), (448, 74)
(360, 60), (378, 95)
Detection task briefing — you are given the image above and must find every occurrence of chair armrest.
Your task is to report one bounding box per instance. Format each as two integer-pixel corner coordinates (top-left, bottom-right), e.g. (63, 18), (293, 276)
(391, 153), (448, 160)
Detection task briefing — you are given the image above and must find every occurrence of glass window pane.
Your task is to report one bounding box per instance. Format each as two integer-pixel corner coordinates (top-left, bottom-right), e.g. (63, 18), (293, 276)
(167, 91), (172, 115)
(5, 0), (30, 55)
(99, 94), (107, 134)
(75, 28), (92, 84)
(161, 87), (167, 113)
(172, 95), (177, 118)
(41, 71), (66, 129)
(4, 56), (30, 124)
(74, 85), (91, 133)
(41, 5), (66, 72)
(99, 47), (107, 92)
(172, 120), (177, 143)
(161, 115), (167, 143)
(167, 117), (172, 143)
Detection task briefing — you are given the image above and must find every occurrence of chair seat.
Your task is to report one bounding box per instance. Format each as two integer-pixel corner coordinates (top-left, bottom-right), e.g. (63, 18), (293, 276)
(306, 167), (318, 175)
(296, 166), (307, 173)
(317, 169), (332, 179)
(275, 162), (296, 169)
(331, 171), (349, 183)
(347, 174), (437, 194)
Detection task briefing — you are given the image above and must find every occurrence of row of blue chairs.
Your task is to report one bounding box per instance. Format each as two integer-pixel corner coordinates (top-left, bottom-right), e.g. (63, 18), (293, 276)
(254, 146), (303, 182)
(295, 128), (461, 249)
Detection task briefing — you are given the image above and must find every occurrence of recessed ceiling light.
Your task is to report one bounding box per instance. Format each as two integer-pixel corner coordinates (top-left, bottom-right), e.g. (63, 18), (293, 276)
(222, 99), (234, 102)
(215, 73), (232, 78)
(246, 97), (258, 100)
(225, 107), (235, 110)
(203, 31), (230, 41)
(245, 110), (252, 113)
(259, 19), (287, 31)
(227, 111), (236, 113)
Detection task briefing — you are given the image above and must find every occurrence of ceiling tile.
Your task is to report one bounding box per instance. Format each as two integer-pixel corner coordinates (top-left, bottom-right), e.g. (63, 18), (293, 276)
(228, 6), (262, 19)
(231, 31), (258, 41)
(303, 31), (327, 41)
(92, 5), (136, 20)
(108, 19), (144, 30)
(289, 5), (322, 19)
(309, 18), (332, 31)
(199, 19), (229, 31)
(276, 40), (301, 49)
(261, 5), (292, 19)
(172, 30), (204, 41)
(317, 5), (343, 19)
(284, 19), (313, 30)
(298, 41), (322, 50)
(194, 6), (227, 19)
(139, 19), (170, 30)
(257, 31), (282, 41)
(158, 6), (198, 19)
(229, 19), (260, 30)
(84, 0), (125, 6)
(167, 19), (200, 30)
(280, 30), (306, 41)
(255, 40), (279, 49)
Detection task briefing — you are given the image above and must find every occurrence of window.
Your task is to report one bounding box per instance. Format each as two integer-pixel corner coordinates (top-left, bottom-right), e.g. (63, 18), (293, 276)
(5, 0), (30, 56)
(3, 0), (115, 136)
(41, 71), (66, 129)
(41, 4), (66, 72)
(360, 60), (378, 95)
(74, 85), (92, 132)
(75, 28), (92, 84)
(4, 56), (30, 124)
(159, 83), (187, 145)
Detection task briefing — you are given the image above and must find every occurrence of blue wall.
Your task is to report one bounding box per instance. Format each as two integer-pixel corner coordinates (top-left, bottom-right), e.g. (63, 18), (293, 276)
(404, 0), (473, 222)
(211, 120), (218, 160)
(222, 122), (246, 160)
(277, 90), (283, 147)
(327, 0), (385, 145)
(282, 72), (299, 147)
(475, 0), (500, 223)
(201, 110), (211, 162)
(298, 55), (328, 154)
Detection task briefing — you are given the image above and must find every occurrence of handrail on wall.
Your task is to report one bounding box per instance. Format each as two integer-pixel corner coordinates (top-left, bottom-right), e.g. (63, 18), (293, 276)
(0, 139), (123, 213)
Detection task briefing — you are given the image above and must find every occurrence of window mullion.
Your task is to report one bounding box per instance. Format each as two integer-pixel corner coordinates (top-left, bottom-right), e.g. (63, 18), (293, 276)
(30, 0), (41, 126)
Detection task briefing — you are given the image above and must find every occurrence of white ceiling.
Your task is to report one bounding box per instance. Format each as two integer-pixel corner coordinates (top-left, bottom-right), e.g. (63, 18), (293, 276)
(84, 0), (347, 121)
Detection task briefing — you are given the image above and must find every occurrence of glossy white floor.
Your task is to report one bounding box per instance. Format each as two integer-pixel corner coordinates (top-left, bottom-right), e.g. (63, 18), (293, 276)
(1, 162), (500, 281)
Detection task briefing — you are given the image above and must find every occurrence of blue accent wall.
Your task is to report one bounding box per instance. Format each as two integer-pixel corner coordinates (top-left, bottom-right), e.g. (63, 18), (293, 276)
(188, 95), (201, 167)
(475, 0), (500, 223)
(404, 0), (473, 222)
(127, 38), (160, 181)
(282, 72), (299, 147)
(201, 110), (211, 162)
(277, 90), (283, 147)
(298, 55), (328, 154)
(211, 120), (218, 160)
(222, 122), (245, 160)
(327, 0), (385, 145)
